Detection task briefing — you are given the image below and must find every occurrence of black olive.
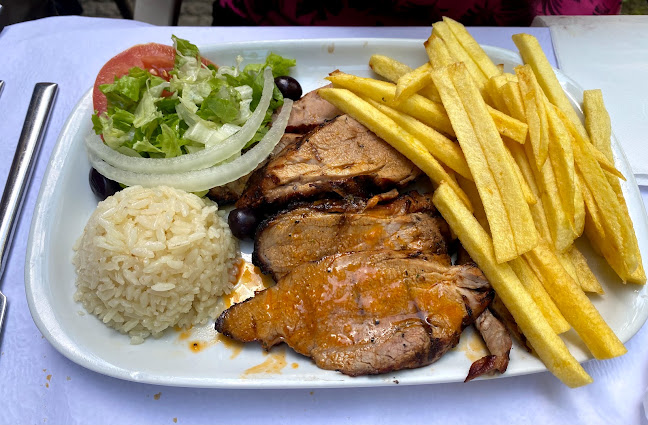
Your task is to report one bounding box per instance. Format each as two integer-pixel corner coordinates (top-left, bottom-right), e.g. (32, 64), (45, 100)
(228, 208), (261, 239)
(89, 168), (122, 201)
(274, 76), (302, 101)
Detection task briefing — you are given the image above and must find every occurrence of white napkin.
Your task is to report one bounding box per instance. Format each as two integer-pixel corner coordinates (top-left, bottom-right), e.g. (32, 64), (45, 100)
(539, 16), (648, 185)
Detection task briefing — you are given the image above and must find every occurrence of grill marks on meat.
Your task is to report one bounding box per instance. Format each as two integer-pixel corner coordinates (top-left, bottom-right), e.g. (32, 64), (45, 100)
(208, 133), (302, 204)
(253, 192), (451, 280)
(215, 250), (493, 376)
(236, 114), (421, 210)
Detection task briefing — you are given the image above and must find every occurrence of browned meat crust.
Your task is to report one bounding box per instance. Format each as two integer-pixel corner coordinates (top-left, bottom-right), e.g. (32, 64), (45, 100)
(252, 191), (451, 280)
(208, 133), (303, 204)
(465, 309), (512, 382)
(236, 114), (421, 210)
(215, 250), (493, 377)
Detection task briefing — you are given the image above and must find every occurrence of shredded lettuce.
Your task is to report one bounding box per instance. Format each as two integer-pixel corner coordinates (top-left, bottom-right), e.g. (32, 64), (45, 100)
(93, 36), (295, 161)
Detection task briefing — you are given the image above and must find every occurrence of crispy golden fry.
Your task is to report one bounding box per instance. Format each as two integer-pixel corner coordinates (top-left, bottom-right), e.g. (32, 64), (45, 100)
(525, 241), (627, 360)
(512, 33), (590, 144)
(443, 16), (502, 79)
(501, 81), (526, 122)
(327, 71), (455, 136)
(545, 95), (576, 226)
(394, 63), (434, 104)
(578, 171), (604, 236)
(441, 63), (538, 261)
(567, 245), (604, 294)
(486, 78), (509, 114)
(573, 174), (586, 237)
(366, 98), (473, 180)
(516, 65), (549, 168)
(573, 135), (639, 281)
(369, 54), (413, 84)
(328, 71), (528, 144)
(432, 21), (488, 93)
(489, 108), (529, 145)
(424, 34), (454, 68)
(369, 54), (442, 103)
(525, 142), (575, 252)
(583, 89), (613, 160)
(509, 257), (571, 334)
(317, 87), (473, 210)
(504, 140), (536, 205)
(432, 182), (592, 388)
(582, 90), (645, 284)
(432, 64), (517, 262)
(507, 141), (553, 242)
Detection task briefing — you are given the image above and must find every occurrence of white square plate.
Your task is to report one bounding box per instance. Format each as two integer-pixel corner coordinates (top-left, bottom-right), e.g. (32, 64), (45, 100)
(25, 38), (648, 388)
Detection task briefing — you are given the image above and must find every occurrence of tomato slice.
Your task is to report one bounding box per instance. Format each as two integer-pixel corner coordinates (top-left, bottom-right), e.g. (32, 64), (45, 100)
(92, 42), (214, 116)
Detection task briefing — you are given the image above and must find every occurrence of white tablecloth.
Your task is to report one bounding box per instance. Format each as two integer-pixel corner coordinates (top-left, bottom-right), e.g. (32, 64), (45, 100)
(0, 16), (645, 425)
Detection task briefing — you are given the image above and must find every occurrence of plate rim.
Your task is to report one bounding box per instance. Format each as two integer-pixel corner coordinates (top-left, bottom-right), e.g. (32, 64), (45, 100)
(24, 37), (648, 388)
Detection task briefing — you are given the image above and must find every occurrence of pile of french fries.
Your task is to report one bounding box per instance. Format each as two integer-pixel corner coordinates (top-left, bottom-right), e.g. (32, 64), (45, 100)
(318, 17), (645, 388)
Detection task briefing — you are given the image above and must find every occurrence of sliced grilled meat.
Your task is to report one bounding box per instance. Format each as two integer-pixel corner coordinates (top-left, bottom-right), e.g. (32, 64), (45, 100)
(282, 83), (341, 133)
(215, 250), (493, 377)
(464, 309), (512, 382)
(253, 192), (451, 280)
(208, 133), (302, 204)
(236, 114), (421, 210)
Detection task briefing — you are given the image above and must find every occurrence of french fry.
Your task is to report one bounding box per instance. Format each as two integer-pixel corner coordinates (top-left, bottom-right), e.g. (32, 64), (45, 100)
(567, 245), (604, 294)
(504, 141), (536, 205)
(501, 81), (526, 122)
(512, 33), (590, 144)
(424, 34), (454, 67)
(573, 174), (586, 237)
(432, 182), (592, 388)
(328, 71), (528, 144)
(583, 89), (613, 160)
(525, 241), (627, 360)
(432, 65), (515, 262)
(365, 98), (473, 180)
(509, 257), (571, 334)
(516, 65), (549, 168)
(446, 63), (538, 261)
(369, 54), (442, 103)
(443, 16), (501, 79)
(486, 78), (509, 114)
(317, 87), (473, 210)
(573, 135), (638, 281)
(327, 71), (455, 136)
(507, 141), (552, 242)
(369, 54), (414, 84)
(489, 108), (529, 145)
(432, 21), (488, 94)
(582, 89), (645, 284)
(394, 63), (435, 104)
(545, 95), (576, 226)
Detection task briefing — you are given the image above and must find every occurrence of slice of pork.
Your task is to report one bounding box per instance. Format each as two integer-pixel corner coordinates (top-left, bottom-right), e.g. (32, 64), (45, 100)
(253, 191), (451, 280)
(236, 114), (420, 210)
(216, 250), (493, 377)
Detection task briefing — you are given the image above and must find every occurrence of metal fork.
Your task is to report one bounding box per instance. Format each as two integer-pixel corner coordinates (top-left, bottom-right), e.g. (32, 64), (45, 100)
(0, 83), (58, 336)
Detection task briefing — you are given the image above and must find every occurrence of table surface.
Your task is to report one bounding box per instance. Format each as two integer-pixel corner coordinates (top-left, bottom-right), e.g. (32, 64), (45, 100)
(0, 16), (646, 425)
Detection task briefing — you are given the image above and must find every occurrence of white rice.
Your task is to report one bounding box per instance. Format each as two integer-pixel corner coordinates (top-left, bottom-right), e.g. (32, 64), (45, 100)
(73, 186), (239, 344)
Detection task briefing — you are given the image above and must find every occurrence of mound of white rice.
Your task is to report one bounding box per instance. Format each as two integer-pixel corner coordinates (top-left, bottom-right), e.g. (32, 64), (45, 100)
(73, 185), (239, 344)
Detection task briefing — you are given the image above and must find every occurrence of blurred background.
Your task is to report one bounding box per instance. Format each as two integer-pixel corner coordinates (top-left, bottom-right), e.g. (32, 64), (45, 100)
(0, 0), (646, 28)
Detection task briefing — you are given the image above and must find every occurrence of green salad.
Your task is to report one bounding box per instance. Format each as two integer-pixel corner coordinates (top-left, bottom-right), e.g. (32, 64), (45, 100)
(92, 36), (296, 159)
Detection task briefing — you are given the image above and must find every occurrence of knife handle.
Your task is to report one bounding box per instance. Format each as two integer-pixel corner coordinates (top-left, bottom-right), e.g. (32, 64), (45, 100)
(0, 83), (58, 278)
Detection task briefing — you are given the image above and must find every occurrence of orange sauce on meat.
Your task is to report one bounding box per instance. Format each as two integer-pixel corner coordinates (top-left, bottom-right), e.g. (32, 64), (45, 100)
(223, 261), (275, 308)
(242, 349), (288, 376)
